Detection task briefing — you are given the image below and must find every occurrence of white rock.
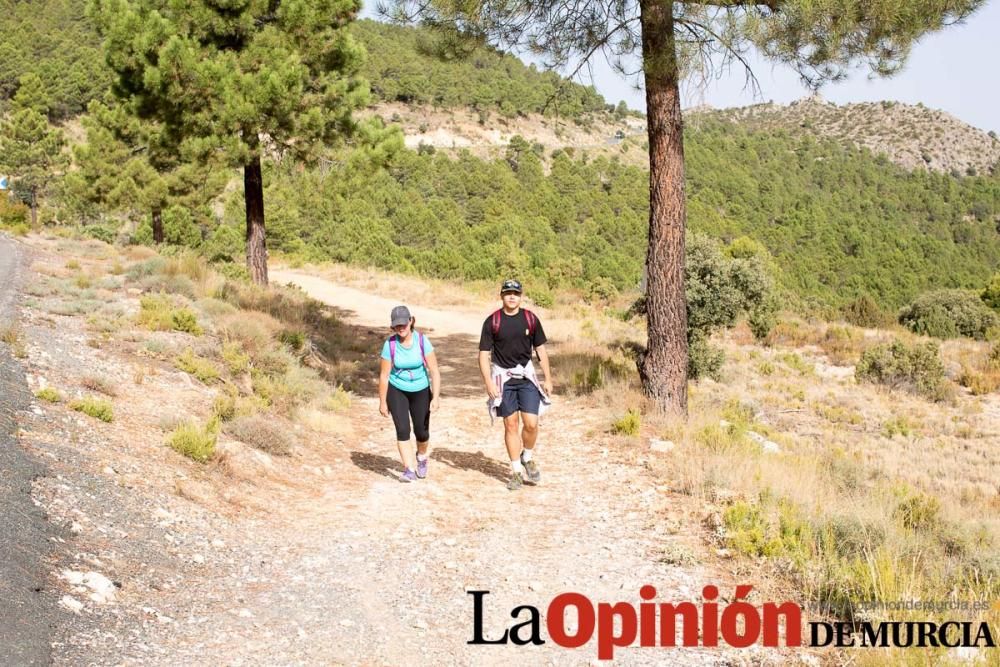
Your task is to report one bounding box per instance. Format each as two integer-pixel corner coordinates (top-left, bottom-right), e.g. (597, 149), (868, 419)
(649, 438), (675, 453)
(443, 538), (457, 547)
(60, 595), (84, 614)
(211, 539), (226, 549)
(192, 554), (205, 564)
(238, 608), (253, 618)
(70, 522), (84, 534)
(102, 466), (116, 476)
(339, 619), (355, 627)
(747, 431), (781, 454)
(61, 570), (116, 604)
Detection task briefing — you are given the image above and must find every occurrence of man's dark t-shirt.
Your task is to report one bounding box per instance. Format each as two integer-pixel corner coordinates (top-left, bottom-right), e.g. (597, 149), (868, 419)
(479, 309), (547, 384)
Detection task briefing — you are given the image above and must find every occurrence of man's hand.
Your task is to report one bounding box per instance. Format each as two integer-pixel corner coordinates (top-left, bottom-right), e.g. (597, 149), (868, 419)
(379, 400), (389, 418)
(485, 383), (499, 401)
(542, 380), (553, 396)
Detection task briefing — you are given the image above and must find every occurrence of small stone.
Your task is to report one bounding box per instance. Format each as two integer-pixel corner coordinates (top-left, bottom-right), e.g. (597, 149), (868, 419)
(60, 596), (84, 614)
(443, 538), (456, 547)
(339, 619), (354, 627)
(412, 619), (429, 630)
(102, 466), (116, 476)
(444, 561), (458, 570)
(192, 554), (205, 564)
(238, 608), (253, 618)
(70, 522), (84, 534)
(211, 539), (225, 549)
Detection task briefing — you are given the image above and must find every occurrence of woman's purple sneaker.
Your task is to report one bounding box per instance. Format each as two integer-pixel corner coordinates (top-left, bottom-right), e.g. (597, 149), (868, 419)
(416, 457), (428, 479)
(401, 468), (417, 482)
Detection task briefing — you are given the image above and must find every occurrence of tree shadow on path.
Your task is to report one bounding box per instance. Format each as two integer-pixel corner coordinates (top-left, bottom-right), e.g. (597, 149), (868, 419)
(349, 451), (410, 483)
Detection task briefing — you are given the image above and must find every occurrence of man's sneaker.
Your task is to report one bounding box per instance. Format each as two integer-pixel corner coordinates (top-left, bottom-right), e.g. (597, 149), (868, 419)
(520, 454), (541, 484)
(416, 457), (428, 479)
(401, 468), (417, 482)
(506, 472), (524, 491)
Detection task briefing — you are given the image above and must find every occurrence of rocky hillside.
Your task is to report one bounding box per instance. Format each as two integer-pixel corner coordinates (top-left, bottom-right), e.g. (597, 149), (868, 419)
(692, 96), (1000, 176)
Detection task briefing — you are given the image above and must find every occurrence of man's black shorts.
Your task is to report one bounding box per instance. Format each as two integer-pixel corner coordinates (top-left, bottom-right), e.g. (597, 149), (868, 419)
(499, 380), (541, 418)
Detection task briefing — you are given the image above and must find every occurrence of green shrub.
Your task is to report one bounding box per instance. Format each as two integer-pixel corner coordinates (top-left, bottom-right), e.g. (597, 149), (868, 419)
(82, 225), (115, 244)
(70, 396), (114, 422)
(688, 335), (725, 380)
(982, 272), (1000, 311)
(221, 341), (250, 374)
(168, 420), (218, 462)
(35, 387), (62, 402)
(137, 296), (203, 335)
(174, 349), (220, 383)
(899, 289), (999, 340)
(277, 330), (307, 353)
(841, 294), (886, 328)
(894, 490), (942, 532)
(611, 408), (641, 436)
(855, 340), (949, 401)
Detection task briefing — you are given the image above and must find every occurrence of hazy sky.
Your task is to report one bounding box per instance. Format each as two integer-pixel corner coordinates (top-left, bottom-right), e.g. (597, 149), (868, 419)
(362, 1), (999, 134)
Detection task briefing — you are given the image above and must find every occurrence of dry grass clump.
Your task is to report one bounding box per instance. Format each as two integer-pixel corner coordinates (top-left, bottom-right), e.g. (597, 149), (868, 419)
(0, 325), (27, 358)
(81, 375), (118, 397)
(225, 415), (293, 456)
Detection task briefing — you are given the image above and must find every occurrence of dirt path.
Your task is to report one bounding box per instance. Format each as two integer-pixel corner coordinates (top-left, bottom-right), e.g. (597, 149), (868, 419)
(19, 255), (753, 665)
(244, 269), (731, 665)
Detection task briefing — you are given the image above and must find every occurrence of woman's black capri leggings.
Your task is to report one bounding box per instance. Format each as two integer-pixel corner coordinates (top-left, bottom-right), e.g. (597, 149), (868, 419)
(386, 384), (431, 441)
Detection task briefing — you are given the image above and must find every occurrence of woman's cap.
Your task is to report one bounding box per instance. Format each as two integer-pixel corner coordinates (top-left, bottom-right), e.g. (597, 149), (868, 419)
(390, 305), (412, 327)
(501, 279), (523, 294)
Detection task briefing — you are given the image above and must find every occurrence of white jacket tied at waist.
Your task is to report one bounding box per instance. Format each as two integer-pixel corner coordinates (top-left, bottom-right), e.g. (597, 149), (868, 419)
(487, 360), (552, 425)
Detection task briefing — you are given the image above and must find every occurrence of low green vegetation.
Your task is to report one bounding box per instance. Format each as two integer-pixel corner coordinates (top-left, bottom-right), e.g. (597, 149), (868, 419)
(611, 408), (641, 436)
(70, 396), (114, 422)
(136, 295), (203, 335)
(35, 387), (62, 402)
(855, 340), (950, 401)
(167, 419), (218, 462)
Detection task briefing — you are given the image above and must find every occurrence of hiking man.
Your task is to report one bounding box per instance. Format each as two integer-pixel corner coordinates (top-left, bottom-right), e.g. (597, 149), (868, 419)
(478, 279), (553, 490)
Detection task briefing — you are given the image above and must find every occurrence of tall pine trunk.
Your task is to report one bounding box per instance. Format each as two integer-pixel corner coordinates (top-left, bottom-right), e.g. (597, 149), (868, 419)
(152, 207), (163, 245)
(29, 190), (38, 227)
(639, 0), (688, 416)
(243, 143), (268, 286)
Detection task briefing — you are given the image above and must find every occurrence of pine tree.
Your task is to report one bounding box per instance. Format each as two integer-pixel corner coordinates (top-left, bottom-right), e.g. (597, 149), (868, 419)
(381, 0), (987, 414)
(0, 107), (66, 226)
(89, 0), (373, 284)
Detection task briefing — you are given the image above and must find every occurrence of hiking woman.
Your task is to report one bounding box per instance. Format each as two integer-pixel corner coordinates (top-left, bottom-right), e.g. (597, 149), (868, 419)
(378, 305), (441, 481)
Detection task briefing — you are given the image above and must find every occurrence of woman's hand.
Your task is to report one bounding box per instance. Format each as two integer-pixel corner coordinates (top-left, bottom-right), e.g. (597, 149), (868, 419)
(379, 400), (389, 418)
(431, 395), (441, 412)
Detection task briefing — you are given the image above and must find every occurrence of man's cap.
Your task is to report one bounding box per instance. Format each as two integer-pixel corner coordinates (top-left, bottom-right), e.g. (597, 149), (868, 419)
(501, 279), (523, 294)
(390, 305), (412, 327)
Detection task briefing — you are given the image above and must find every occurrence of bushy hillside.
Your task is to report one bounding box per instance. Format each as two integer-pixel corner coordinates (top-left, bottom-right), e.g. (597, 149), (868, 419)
(697, 96), (1000, 177)
(0, 4), (610, 121)
(0, 0), (112, 120)
(171, 121), (999, 312)
(350, 20), (609, 118)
